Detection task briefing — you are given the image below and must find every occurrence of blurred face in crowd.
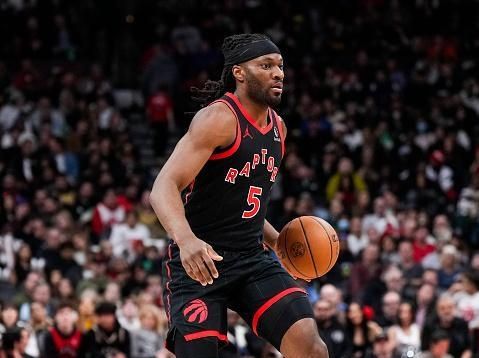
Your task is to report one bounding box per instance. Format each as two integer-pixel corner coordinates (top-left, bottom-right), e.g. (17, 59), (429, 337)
(97, 313), (116, 331)
(103, 190), (117, 209)
(440, 246), (457, 270)
(1, 306), (18, 327)
(348, 303), (363, 325)
(373, 337), (393, 358)
(58, 278), (74, 298)
(24, 272), (41, 293)
(383, 267), (404, 293)
(458, 273), (478, 295)
(338, 157), (353, 175)
(437, 296), (455, 325)
(374, 197), (386, 216)
(319, 284), (341, 309)
(350, 217), (362, 236)
(79, 297), (96, 315)
(422, 269), (438, 287)
(417, 284), (435, 306)
(56, 307), (77, 334)
(30, 302), (47, 324)
(33, 284), (51, 304)
(314, 300), (333, 323)
(431, 338), (450, 357)
(398, 241), (413, 263)
(414, 227), (429, 244)
(398, 302), (413, 327)
(104, 282), (121, 303)
(126, 211), (138, 227)
(362, 244), (379, 265)
(140, 311), (157, 331)
(382, 292), (400, 319)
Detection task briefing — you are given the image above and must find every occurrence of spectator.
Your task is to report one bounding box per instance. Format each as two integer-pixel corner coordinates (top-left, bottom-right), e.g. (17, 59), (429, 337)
(81, 301), (130, 358)
(421, 330), (453, 358)
(91, 190), (126, 241)
(388, 301), (421, 354)
(349, 244), (381, 302)
(314, 299), (351, 358)
(415, 284), (437, 330)
(364, 330), (401, 358)
(1, 328), (32, 358)
(376, 292), (401, 329)
(42, 302), (83, 358)
(146, 87), (175, 157)
(326, 157), (367, 211)
(422, 294), (471, 358)
(130, 304), (168, 358)
(24, 302), (51, 358)
(346, 302), (382, 358)
(437, 245), (462, 290)
(109, 211), (151, 263)
(455, 270), (479, 355)
(347, 217), (369, 258)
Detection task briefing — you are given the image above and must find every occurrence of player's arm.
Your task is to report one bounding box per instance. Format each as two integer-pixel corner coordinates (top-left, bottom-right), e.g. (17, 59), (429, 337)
(149, 102), (236, 286)
(263, 116), (287, 251)
(263, 220), (279, 251)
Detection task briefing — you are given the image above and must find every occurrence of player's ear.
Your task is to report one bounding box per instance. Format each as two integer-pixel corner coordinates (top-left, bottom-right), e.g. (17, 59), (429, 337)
(232, 65), (245, 83)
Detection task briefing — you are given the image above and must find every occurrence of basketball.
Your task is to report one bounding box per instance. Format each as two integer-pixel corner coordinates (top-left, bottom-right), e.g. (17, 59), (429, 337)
(277, 216), (340, 280)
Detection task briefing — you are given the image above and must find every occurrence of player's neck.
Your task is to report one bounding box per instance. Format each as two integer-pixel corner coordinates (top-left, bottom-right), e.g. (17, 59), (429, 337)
(233, 90), (269, 128)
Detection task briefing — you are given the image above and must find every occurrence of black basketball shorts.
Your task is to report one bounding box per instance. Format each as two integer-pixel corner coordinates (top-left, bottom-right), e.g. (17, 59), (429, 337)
(162, 242), (314, 357)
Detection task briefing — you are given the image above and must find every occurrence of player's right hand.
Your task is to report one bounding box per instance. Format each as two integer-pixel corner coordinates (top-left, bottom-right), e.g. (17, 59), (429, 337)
(177, 237), (223, 286)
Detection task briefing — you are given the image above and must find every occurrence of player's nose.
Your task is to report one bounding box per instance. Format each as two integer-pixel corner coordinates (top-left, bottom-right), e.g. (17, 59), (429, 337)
(272, 66), (284, 81)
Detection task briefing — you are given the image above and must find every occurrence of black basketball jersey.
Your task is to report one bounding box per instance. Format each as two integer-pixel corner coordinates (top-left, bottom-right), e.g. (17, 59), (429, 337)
(183, 92), (285, 250)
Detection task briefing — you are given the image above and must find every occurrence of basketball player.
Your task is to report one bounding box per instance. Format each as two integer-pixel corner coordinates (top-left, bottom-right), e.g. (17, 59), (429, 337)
(150, 34), (328, 358)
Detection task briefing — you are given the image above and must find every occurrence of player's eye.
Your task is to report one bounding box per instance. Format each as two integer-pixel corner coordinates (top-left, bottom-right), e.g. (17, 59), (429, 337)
(261, 63), (271, 70)
(279, 64), (284, 71)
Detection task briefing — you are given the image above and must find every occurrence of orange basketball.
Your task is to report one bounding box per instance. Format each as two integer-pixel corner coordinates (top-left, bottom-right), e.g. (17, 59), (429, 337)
(277, 216), (340, 280)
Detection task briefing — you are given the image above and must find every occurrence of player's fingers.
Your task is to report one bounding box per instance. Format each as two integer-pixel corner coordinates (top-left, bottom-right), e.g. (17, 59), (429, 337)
(193, 260), (210, 286)
(183, 263), (199, 282)
(195, 258), (214, 285)
(202, 254), (219, 279)
(206, 245), (223, 261)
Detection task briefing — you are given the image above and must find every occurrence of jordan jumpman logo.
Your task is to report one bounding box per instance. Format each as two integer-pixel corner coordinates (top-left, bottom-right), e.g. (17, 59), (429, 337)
(243, 126), (253, 139)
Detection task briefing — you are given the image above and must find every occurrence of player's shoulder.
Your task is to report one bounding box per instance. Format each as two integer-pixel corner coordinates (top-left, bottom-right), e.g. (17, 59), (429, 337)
(189, 100), (236, 134)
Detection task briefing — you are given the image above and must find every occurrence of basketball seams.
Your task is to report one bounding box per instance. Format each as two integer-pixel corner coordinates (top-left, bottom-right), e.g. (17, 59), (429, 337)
(282, 221), (302, 277)
(298, 217), (319, 278)
(311, 216), (334, 272)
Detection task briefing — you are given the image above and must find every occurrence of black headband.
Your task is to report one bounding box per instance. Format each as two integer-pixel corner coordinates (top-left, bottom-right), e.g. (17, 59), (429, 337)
(223, 39), (281, 66)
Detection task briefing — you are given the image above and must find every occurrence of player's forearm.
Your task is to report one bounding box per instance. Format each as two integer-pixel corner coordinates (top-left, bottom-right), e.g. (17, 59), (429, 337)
(263, 220), (279, 250)
(150, 175), (194, 245)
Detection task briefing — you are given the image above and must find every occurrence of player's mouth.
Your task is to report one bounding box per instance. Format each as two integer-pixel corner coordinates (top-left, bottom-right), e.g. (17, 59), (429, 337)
(271, 83), (283, 94)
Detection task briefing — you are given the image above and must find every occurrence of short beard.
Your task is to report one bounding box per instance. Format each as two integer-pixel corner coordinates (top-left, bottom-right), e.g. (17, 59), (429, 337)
(245, 70), (282, 107)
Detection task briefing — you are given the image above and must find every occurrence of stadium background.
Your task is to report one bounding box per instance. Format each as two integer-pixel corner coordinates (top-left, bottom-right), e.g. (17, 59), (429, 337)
(0, 0), (479, 357)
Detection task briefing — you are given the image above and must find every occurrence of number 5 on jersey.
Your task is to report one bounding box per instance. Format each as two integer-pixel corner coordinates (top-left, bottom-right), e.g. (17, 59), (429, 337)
(242, 186), (263, 219)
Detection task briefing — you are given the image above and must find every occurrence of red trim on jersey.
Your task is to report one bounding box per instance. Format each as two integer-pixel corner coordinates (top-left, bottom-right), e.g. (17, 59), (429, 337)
(165, 244), (173, 322)
(184, 330), (228, 342)
(272, 109), (285, 158)
(251, 287), (306, 335)
(225, 92), (273, 135)
(208, 99), (242, 160)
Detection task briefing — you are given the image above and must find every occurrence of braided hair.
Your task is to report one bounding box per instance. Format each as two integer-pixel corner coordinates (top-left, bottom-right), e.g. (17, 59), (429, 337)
(191, 33), (270, 107)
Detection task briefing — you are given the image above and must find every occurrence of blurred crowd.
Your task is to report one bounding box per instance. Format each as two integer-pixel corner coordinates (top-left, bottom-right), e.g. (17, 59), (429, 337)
(1, 0), (479, 357)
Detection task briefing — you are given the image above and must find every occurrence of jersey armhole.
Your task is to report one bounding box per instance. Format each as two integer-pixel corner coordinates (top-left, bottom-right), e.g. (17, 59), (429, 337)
(208, 99), (242, 161)
(271, 109), (285, 158)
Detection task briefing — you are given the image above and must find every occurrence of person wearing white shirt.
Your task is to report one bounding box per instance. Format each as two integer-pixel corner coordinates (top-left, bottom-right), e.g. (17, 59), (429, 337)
(109, 210), (151, 262)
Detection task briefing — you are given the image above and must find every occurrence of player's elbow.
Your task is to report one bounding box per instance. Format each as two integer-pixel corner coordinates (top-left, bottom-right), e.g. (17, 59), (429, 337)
(309, 340), (328, 358)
